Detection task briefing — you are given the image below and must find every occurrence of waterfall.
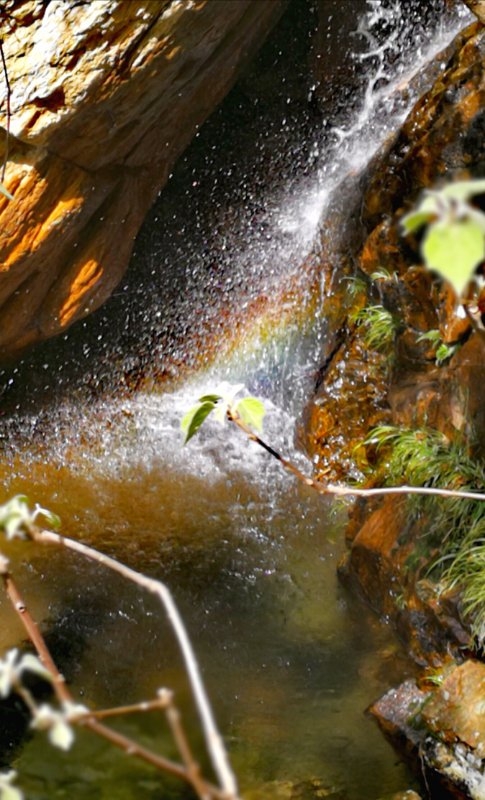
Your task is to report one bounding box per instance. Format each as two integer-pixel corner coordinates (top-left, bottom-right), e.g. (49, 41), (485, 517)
(0, 0), (471, 461)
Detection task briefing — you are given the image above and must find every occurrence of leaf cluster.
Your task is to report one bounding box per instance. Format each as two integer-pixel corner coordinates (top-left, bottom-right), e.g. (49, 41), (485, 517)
(0, 495), (60, 539)
(402, 180), (485, 299)
(416, 329), (460, 366)
(181, 388), (265, 443)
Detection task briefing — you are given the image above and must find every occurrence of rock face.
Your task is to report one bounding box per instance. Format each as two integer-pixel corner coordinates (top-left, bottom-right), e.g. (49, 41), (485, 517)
(302, 16), (485, 796)
(0, 0), (285, 361)
(303, 18), (485, 643)
(370, 661), (485, 800)
(305, 17), (485, 476)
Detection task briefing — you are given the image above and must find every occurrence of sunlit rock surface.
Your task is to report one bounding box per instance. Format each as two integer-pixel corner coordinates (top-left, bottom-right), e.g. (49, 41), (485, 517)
(0, 0), (285, 361)
(371, 660), (485, 800)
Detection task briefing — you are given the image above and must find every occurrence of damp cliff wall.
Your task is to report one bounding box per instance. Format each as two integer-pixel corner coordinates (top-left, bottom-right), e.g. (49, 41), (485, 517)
(0, 0), (286, 362)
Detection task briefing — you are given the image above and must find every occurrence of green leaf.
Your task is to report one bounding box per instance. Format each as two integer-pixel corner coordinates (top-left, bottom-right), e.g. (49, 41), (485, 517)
(234, 397), (266, 432)
(435, 341), (458, 366)
(181, 401), (217, 443)
(442, 179), (485, 201)
(197, 394), (222, 404)
(0, 183), (13, 201)
(33, 504), (61, 529)
(42, 510), (61, 529)
(422, 218), (485, 298)
(401, 195), (439, 234)
(466, 206), (485, 235)
(417, 329), (441, 344)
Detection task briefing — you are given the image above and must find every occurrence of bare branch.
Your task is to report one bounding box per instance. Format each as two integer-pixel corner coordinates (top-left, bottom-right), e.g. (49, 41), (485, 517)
(1, 562), (226, 799)
(30, 528), (240, 800)
(161, 688), (211, 800)
(228, 408), (485, 503)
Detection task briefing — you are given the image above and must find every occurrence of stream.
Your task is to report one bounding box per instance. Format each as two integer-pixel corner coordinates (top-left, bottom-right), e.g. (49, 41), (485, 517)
(0, 2), (474, 798)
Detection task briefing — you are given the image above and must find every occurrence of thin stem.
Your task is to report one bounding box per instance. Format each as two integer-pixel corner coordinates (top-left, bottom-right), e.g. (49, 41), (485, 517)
(2, 569), (70, 702)
(162, 688), (210, 800)
(228, 409), (485, 503)
(1, 562), (225, 799)
(31, 528), (240, 800)
(83, 698), (169, 720)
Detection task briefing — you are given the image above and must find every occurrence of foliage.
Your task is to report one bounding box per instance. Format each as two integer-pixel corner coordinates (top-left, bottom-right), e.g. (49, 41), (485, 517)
(442, 540), (485, 645)
(401, 179), (485, 299)
(0, 497), (240, 800)
(398, 180), (485, 641)
(350, 303), (397, 352)
(369, 267), (399, 282)
(0, 495), (60, 539)
(362, 424), (451, 487)
(416, 329), (460, 366)
(181, 385), (265, 443)
(344, 273), (367, 299)
(363, 424), (485, 643)
(364, 425), (485, 520)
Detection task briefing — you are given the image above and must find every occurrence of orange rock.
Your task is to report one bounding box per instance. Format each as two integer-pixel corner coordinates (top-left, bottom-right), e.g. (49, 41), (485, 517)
(0, 0), (285, 361)
(423, 660), (485, 756)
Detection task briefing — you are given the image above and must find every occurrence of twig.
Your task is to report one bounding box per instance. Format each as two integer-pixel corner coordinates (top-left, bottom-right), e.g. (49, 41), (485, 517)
(1, 559), (225, 799)
(30, 528), (240, 800)
(1, 566), (69, 700)
(161, 688), (210, 800)
(228, 409), (485, 503)
(81, 697), (169, 720)
(81, 689), (211, 799)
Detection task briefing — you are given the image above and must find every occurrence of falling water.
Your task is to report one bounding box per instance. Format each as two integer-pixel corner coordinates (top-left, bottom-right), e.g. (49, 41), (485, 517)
(0, 2), (473, 799)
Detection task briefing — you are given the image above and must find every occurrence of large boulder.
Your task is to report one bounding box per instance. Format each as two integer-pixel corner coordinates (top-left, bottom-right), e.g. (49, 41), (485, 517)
(0, 0), (285, 361)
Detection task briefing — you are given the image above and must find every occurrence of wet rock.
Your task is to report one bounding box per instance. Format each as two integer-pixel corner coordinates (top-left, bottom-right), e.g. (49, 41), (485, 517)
(338, 496), (471, 665)
(463, 2), (485, 24)
(302, 329), (391, 483)
(304, 14), (485, 646)
(370, 660), (485, 800)
(0, 0), (285, 361)
(306, 18), (485, 467)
